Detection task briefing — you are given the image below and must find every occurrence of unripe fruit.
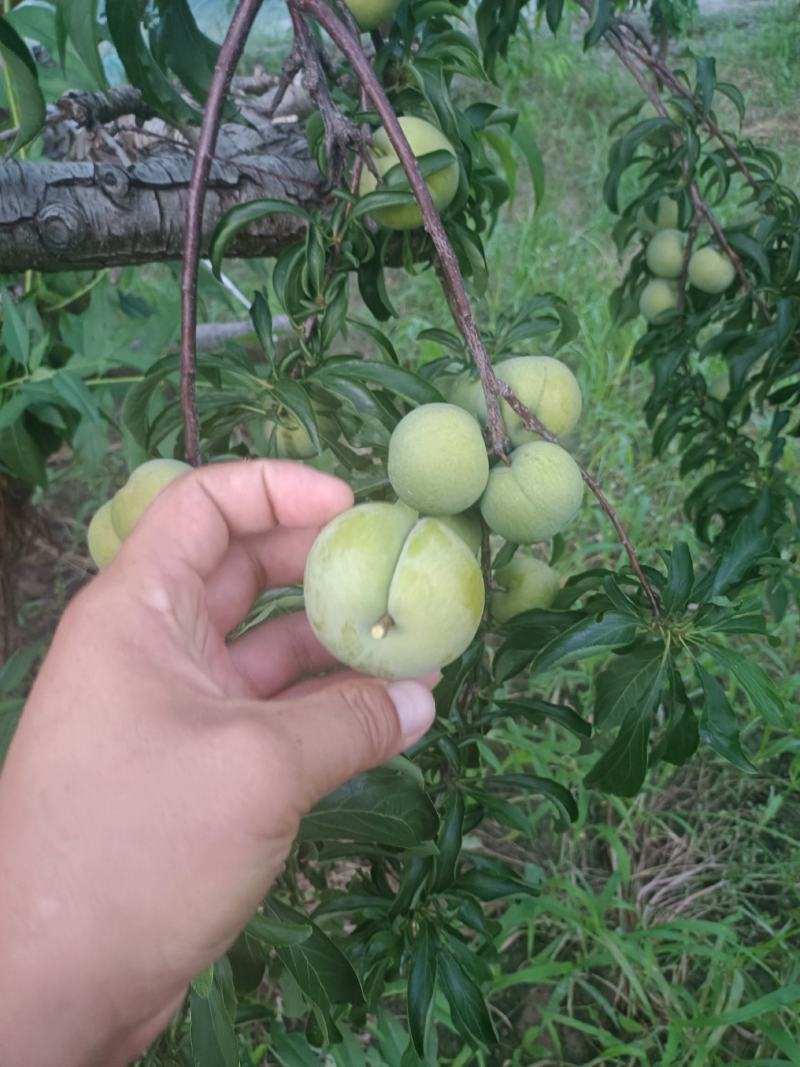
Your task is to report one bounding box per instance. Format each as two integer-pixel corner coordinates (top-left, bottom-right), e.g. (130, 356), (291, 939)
(645, 228), (686, 279)
(267, 415), (335, 459)
(473, 356), (582, 446)
(636, 196), (679, 235)
(639, 279), (679, 323)
(480, 441), (584, 544)
(490, 557), (560, 623)
(393, 501), (482, 556)
(358, 116), (460, 231)
(86, 500), (122, 570)
(688, 246), (736, 294)
(110, 458), (191, 540)
(304, 502), (484, 679)
(388, 403), (488, 515)
(444, 371), (482, 418)
(344, 0), (400, 30)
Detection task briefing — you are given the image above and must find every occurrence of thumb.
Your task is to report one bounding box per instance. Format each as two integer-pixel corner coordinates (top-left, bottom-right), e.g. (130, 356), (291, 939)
(273, 678), (436, 809)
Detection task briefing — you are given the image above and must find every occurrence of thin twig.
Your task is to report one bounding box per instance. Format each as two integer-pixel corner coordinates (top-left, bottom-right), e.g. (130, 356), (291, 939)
(179, 0), (264, 466)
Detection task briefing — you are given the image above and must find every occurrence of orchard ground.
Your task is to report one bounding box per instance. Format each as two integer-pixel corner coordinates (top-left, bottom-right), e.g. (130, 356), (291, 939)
(4, 1), (800, 1062)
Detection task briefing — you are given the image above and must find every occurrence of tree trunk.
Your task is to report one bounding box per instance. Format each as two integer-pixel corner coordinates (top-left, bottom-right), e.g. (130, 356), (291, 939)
(0, 123), (322, 273)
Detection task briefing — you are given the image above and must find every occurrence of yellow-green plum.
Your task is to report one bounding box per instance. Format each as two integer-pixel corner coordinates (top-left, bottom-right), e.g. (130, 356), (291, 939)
(344, 0), (400, 30)
(444, 371), (482, 417)
(645, 228), (686, 279)
(480, 441), (584, 544)
(394, 500), (482, 556)
(267, 415), (335, 459)
(303, 502), (484, 679)
(358, 116), (459, 230)
(639, 279), (679, 323)
(388, 403), (488, 515)
(86, 500), (122, 570)
(636, 196), (679, 235)
(490, 556), (560, 623)
(110, 458), (191, 540)
(688, 246), (736, 294)
(473, 356), (582, 446)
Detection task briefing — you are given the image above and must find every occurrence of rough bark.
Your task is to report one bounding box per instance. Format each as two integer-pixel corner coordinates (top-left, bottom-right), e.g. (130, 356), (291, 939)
(0, 122), (322, 273)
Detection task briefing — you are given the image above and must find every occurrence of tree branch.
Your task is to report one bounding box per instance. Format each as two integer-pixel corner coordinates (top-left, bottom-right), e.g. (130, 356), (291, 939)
(180, 0), (269, 467)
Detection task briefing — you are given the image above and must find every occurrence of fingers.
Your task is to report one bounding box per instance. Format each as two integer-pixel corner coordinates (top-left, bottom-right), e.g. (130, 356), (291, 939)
(266, 678), (436, 810)
(227, 612), (339, 698)
(120, 460), (353, 582)
(203, 527), (317, 635)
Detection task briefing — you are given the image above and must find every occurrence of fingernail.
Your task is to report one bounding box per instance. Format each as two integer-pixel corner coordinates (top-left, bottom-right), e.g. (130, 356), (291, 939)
(388, 681), (436, 740)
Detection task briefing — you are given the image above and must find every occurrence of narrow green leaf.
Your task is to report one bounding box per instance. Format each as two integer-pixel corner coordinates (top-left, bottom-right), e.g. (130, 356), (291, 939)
(407, 922), (437, 1057)
(189, 959), (237, 1067)
(0, 16), (46, 152)
(433, 790), (465, 891)
(533, 611), (640, 675)
(438, 950), (496, 1047)
(209, 199), (312, 276)
(594, 643), (666, 729)
(492, 697), (591, 738)
(0, 420), (47, 486)
(663, 542), (694, 615)
(243, 912), (312, 948)
(584, 0), (614, 49)
(62, 0), (107, 89)
(511, 120), (545, 210)
(250, 290), (276, 369)
(695, 663), (758, 774)
(703, 642), (785, 726)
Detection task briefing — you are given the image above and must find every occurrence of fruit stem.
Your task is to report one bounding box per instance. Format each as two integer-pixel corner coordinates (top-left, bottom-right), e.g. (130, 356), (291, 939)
(371, 614), (394, 640)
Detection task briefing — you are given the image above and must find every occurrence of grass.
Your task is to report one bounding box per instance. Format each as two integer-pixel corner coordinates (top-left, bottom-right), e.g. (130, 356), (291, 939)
(5, 1), (800, 1064)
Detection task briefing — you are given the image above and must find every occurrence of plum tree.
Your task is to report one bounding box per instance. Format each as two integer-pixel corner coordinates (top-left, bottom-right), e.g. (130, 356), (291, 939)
(303, 502), (484, 678)
(473, 356), (582, 445)
(645, 228), (686, 278)
(86, 500), (122, 570)
(344, 0), (400, 31)
(387, 403), (489, 515)
(491, 556), (560, 623)
(480, 441), (584, 544)
(639, 279), (679, 322)
(358, 116), (460, 230)
(688, 246), (736, 294)
(110, 458), (192, 540)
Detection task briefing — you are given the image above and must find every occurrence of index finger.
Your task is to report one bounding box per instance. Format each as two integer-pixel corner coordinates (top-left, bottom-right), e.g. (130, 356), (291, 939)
(118, 459), (353, 580)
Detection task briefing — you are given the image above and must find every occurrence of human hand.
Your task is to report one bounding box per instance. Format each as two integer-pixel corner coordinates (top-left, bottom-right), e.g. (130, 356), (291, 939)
(0, 460), (437, 1067)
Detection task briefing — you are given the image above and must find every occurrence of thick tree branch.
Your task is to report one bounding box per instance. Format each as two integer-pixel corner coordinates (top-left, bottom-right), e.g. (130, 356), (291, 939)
(0, 125), (320, 272)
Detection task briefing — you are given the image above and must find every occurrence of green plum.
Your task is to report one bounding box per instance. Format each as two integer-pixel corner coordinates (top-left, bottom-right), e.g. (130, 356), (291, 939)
(639, 279), (679, 323)
(473, 356), (582, 446)
(490, 556), (560, 623)
(688, 246), (736, 294)
(110, 458), (192, 541)
(645, 229), (686, 279)
(86, 500), (122, 570)
(344, 0), (400, 31)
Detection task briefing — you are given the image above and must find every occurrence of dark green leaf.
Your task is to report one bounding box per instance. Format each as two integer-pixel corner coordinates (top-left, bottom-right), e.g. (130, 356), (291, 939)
(453, 869), (538, 901)
(703, 643), (785, 727)
(298, 768), (438, 848)
(694, 57), (716, 114)
(272, 380), (320, 451)
(408, 922), (437, 1057)
(663, 542), (694, 615)
(511, 120), (545, 210)
(534, 611), (640, 675)
(584, 0), (614, 49)
(695, 664), (758, 774)
(695, 516), (770, 600)
(438, 950), (496, 1047)
(243, 912), (312, 948)
(264, 899), (363, 1010)
(315, 359), (444, 406)
(594, 643), (666, 729)
(0, 15), (46, 152)
(61, 0), (106, 89)
(209, 199), (311, 276)
(433, 790), (465, 891)
(493, 697), (591, 738)
(189, 959), (237, 1067)
(481, 773), (578, 823)
(156, 0), (219, 103)
(0, 421), (47, 486)
(250, 290), (276, 369)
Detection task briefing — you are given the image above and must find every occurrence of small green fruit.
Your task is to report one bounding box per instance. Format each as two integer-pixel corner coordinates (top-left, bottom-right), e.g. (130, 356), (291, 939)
(303, 502), (484, 679)
(480, 441), (584, 544)
(394, 500), (482, 556)
(473, 356), (582, 446)
(358, 116), (460, 231)
(443, 371), (482, 418)
(639, 279), (679, 323)
(388, 403), (488, 515)
(491, 557), (560, 623)
(86, 500), (122, 570)
(637, 196), (679, 235)
(645, 228), (686, 279)
(267, 415), (335, 459)
(344, 0), (399, 30)
(688, 246), (736, 294)
(110, 458), (191, 540)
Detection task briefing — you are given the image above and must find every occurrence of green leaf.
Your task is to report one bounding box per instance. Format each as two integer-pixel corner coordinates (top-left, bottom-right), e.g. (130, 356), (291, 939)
(695, 516), (770, 600)
(106, 0), (200, 126)
(481, 773), (578, 824)
(695, 664), (758, 774)
(314, 359), (444, 407)
(511, 120), (545, 210)
(586, 647), (667, 796)
(0, 15), (46, 152)
(189, 958), (237, 1067)
(583, 0), (614, 49)
(272, 379), (320, 451)
(264, 899), (363, 1010)
(297, 768), (438, 848)
(453, 869), (538, 901)
(155, 0), (219, 103)
(703, 642), (785, 727)
(694, 56), (716, 114)
(438, 950), (496, 1047)
(243, 912), (312, 948)
(250, 290), (276, 370)
(594, 643), (666, 729)
(61, 0), (107, 89)
(493, 697), (591, 738)
(2, 291), (29, 368)
(433, 789), (465, 891)
(407, 922), (437, 1057)
(0, 420), (47, 486)
(662, 542), (694, 615)
(534, 611), (640, 675)
(269, 1022), (324, 1067)
(209, 199), (312, 276)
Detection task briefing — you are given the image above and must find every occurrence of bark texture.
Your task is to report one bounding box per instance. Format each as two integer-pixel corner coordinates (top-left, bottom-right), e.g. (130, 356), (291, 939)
(0, 122), (322, 272)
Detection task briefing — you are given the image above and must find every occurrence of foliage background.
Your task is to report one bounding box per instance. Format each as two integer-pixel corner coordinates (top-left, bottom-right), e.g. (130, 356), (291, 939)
(0, 0), (798, 1064)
